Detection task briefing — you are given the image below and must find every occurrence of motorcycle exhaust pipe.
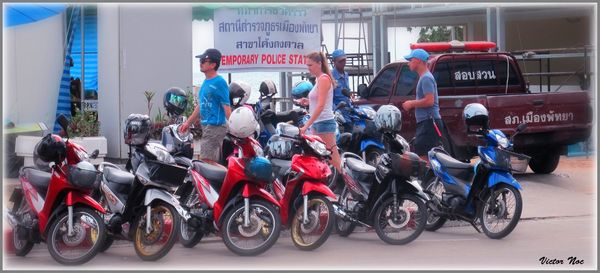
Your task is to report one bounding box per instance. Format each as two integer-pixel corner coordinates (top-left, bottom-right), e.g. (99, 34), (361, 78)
(332, 204), (372, 228)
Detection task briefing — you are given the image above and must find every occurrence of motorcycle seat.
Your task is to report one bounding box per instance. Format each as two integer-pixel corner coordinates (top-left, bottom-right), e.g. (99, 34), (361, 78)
(346, 157), (375, 174)
(433, 152), (475, 183)
(193, 160), (227, 192)
(274, 109), (305, 124)
(434, 152), (472, 170)
(104, 167), (135, 185)
(21, 167), (51, 197)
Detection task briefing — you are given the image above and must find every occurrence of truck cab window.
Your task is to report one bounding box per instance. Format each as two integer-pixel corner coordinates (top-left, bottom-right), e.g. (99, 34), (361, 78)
(370, 66), (398, 97)
(432, 62), (452, 88)
(395, 65), (418, 96)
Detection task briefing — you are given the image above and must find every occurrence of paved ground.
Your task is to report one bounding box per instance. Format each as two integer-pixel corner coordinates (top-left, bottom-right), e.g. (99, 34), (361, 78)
(3, 156), (597, 270)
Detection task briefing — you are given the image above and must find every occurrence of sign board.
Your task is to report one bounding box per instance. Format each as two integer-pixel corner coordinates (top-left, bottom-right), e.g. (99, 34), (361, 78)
(213, 7), (322, 72)
(82, 100), (98, 112)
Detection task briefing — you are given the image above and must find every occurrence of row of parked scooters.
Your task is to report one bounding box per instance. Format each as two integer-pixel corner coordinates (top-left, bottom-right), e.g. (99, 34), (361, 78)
(6, 80), (528, 265)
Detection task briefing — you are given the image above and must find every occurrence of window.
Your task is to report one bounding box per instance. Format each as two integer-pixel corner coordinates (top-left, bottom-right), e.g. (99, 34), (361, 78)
(69, 5), (98, 114)
(432, 62), (452, 88)
(495, 59), (521, 86)
(370, 66), (397, 97)
(450, 61), (473, 88)
(395, 66), (418, 96)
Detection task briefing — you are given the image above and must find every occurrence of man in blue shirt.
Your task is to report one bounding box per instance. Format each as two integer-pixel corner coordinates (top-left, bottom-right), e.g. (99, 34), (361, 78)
(401, 49), (444, 160)
(331, 49), (351, 108)
(180, 48), (231, 162)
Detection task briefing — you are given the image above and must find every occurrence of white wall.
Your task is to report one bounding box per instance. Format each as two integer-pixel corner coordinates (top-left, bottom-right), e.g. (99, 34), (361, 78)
(3, 14), (65, 129)
(97, 4), (122, 158)
(97, 4), (193, 158)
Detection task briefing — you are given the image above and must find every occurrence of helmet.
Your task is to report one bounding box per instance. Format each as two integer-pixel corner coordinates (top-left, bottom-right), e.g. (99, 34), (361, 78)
(463, 103), (489, 133)
(259, 80), (277, 98)
(228, 107), (258, 139)
(68, 161), (100, 190)
(244, 156), (274, 182)
(33, 141), (52, 171)
(291, 81), (313, 99)
(229, 81), (251, 108)
(374, 105), (402, 132)
(266, 135), (294, 159)
(124, 114), (152, 146)
(35, 134), (66, 163)
(163, 87), (188, 116)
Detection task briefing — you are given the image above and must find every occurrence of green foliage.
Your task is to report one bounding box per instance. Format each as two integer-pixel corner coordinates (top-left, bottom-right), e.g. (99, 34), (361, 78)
(408, 26), (465, 43)
(144, 90), (155, 116)
(67, 107), (100, 137)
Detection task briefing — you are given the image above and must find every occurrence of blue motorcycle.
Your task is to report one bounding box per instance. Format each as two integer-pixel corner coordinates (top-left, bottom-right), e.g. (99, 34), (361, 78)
(424, 122), (529, 239)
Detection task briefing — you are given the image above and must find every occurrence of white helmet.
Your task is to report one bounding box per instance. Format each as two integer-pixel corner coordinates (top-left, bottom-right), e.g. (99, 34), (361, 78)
(228, 106), (259, 139)
(374, 105), (402, 132)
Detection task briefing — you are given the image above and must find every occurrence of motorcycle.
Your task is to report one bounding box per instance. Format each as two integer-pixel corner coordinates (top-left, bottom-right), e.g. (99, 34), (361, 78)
(265, 123), (336, 250)
(6, 115), (107, 265)
(176, 131), (282, 256)
(95, 114), (190, 261)
(334, 143), (430, 244)
(424, 123), (528, 239)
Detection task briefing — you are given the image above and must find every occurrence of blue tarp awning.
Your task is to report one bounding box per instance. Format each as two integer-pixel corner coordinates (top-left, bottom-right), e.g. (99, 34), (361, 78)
(4, 3), (66, 27)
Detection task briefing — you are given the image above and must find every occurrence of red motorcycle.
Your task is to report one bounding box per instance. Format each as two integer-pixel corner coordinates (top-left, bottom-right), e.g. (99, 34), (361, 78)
(266, 123), (336, 251)
(6, 115), (107, 265)
(176, 107), (281, 256)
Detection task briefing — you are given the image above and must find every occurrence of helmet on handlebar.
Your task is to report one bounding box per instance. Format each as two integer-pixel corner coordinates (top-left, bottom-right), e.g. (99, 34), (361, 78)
(259, 80), (277, 98)
(374, 105), (402, 133)
(163, 87), (188, 117)
(228, 106), (259, 139)
(229, 81), (251, 108)
(291, 81), (313, 99)
(35, 134), (66, 163)
(463, 103), (489, 134)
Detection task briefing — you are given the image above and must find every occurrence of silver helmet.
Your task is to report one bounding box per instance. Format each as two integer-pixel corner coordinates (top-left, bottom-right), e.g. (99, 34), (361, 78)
(374, 105), (402, 132)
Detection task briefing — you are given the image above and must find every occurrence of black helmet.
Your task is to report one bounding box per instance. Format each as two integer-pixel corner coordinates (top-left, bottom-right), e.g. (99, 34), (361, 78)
(163, 87), (188, 116)
(259, 80), (277, 98)
(33, 141), (52, 171)
(463, 103), (489, 134)
(124, 114), (152, 146)
(229, 81), (251, 108)
(35, 134), (67, 163)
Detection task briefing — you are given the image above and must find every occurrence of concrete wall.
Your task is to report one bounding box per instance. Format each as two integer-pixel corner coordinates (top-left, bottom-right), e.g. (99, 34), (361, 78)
(3, 14), (65, 129)
(98, 4), (193, 158)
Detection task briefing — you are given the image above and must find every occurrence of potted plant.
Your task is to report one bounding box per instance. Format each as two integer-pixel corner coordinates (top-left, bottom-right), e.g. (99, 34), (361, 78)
(64, 107), (107, 164)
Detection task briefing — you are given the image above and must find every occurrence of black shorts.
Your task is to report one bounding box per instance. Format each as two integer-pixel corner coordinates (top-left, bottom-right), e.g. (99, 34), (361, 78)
(414, 119), (444, 156)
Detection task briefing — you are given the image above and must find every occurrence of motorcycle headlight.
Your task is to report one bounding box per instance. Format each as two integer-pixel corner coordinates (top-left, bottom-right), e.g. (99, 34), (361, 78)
(307, 138), (330, 157)
(361, 107), (376, 120)
(76, 149), (89, 161)
(155, 149), (176, 164)
(497, 135), (509, 149)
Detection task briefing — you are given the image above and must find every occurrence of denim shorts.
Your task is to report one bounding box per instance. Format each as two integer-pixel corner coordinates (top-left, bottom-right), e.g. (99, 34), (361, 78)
(311, 119), (337, 134)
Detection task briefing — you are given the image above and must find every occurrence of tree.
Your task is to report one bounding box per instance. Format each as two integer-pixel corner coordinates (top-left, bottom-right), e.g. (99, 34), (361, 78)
(407, 26), (465, 43)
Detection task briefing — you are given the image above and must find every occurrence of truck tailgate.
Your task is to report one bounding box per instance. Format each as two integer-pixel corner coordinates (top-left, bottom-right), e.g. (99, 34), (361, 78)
(487, 91), (592, 148)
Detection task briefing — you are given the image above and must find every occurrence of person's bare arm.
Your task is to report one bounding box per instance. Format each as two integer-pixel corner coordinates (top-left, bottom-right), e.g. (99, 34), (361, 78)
(402, 93), (434, 111)
(223, 104), (232, 120)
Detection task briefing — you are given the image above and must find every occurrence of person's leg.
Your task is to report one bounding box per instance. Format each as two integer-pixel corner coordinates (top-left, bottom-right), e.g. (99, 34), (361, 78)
(199, 125), (227, 162)
(316, 132), (342, 172)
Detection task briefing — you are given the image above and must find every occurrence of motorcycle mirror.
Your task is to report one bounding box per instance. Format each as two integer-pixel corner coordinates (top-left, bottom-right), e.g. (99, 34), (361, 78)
(357, 84), (369, 98)
(57, 114), (69, 133)
(516, 123), (528, 134)
(90, 149), (99, 159)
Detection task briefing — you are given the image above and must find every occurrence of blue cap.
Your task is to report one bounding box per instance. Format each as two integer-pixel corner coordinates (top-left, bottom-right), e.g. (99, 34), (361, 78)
(404, 49), (429, 62)
(331, 49), (346, 60)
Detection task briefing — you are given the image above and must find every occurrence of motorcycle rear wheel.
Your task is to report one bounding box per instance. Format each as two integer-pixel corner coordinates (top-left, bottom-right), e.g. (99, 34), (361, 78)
(11, 193), (34, 257)
(178, 188), (204, 248)
(423, 177), (448, 231)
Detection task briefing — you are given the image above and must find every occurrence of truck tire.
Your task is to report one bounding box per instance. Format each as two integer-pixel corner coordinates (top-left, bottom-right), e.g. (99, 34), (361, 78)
(529, 153), (560, 174)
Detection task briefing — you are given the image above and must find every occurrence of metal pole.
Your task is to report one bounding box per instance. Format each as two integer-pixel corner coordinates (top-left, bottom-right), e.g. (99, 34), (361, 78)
(547, 58), (551, 92)
(81, 5), (85, 109)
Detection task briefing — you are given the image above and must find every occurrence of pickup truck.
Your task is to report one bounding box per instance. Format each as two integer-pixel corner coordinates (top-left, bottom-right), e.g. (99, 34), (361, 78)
(355, 44), (593, 174)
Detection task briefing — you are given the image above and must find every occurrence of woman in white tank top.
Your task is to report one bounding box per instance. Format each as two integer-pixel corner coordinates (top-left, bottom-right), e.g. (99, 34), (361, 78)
(297, 51), (342, 172)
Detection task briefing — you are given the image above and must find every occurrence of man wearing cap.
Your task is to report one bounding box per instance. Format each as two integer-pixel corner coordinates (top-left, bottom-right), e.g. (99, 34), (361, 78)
(180, 48), (231, 162)
(331, 49), (352, 108)
(402, 48), (444, 160)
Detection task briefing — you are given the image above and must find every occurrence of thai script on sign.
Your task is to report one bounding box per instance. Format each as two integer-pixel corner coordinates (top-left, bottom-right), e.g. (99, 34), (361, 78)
(504, 111), (574, 125)
(237, 7), (308, 17)
(219, 20), (319, 37)
(454, 70), (496, 81)
(235, 37), (304, 50)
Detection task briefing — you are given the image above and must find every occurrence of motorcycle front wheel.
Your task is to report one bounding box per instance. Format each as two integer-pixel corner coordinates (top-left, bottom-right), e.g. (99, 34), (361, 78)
(479, 184), (523, 239)
(374, 195), (427, 245)
(290, 195), (334, 251)
(222, 199), (281, 256)
(47, 207), (107, 265)
(133, 201), (180, 261)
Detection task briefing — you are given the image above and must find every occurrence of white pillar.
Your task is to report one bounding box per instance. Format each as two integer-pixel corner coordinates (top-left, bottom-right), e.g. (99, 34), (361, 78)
(496, 7), (505, 51)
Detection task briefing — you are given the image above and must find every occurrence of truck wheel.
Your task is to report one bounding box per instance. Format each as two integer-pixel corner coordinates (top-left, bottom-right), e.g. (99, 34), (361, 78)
(528, 153), (560, 174)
